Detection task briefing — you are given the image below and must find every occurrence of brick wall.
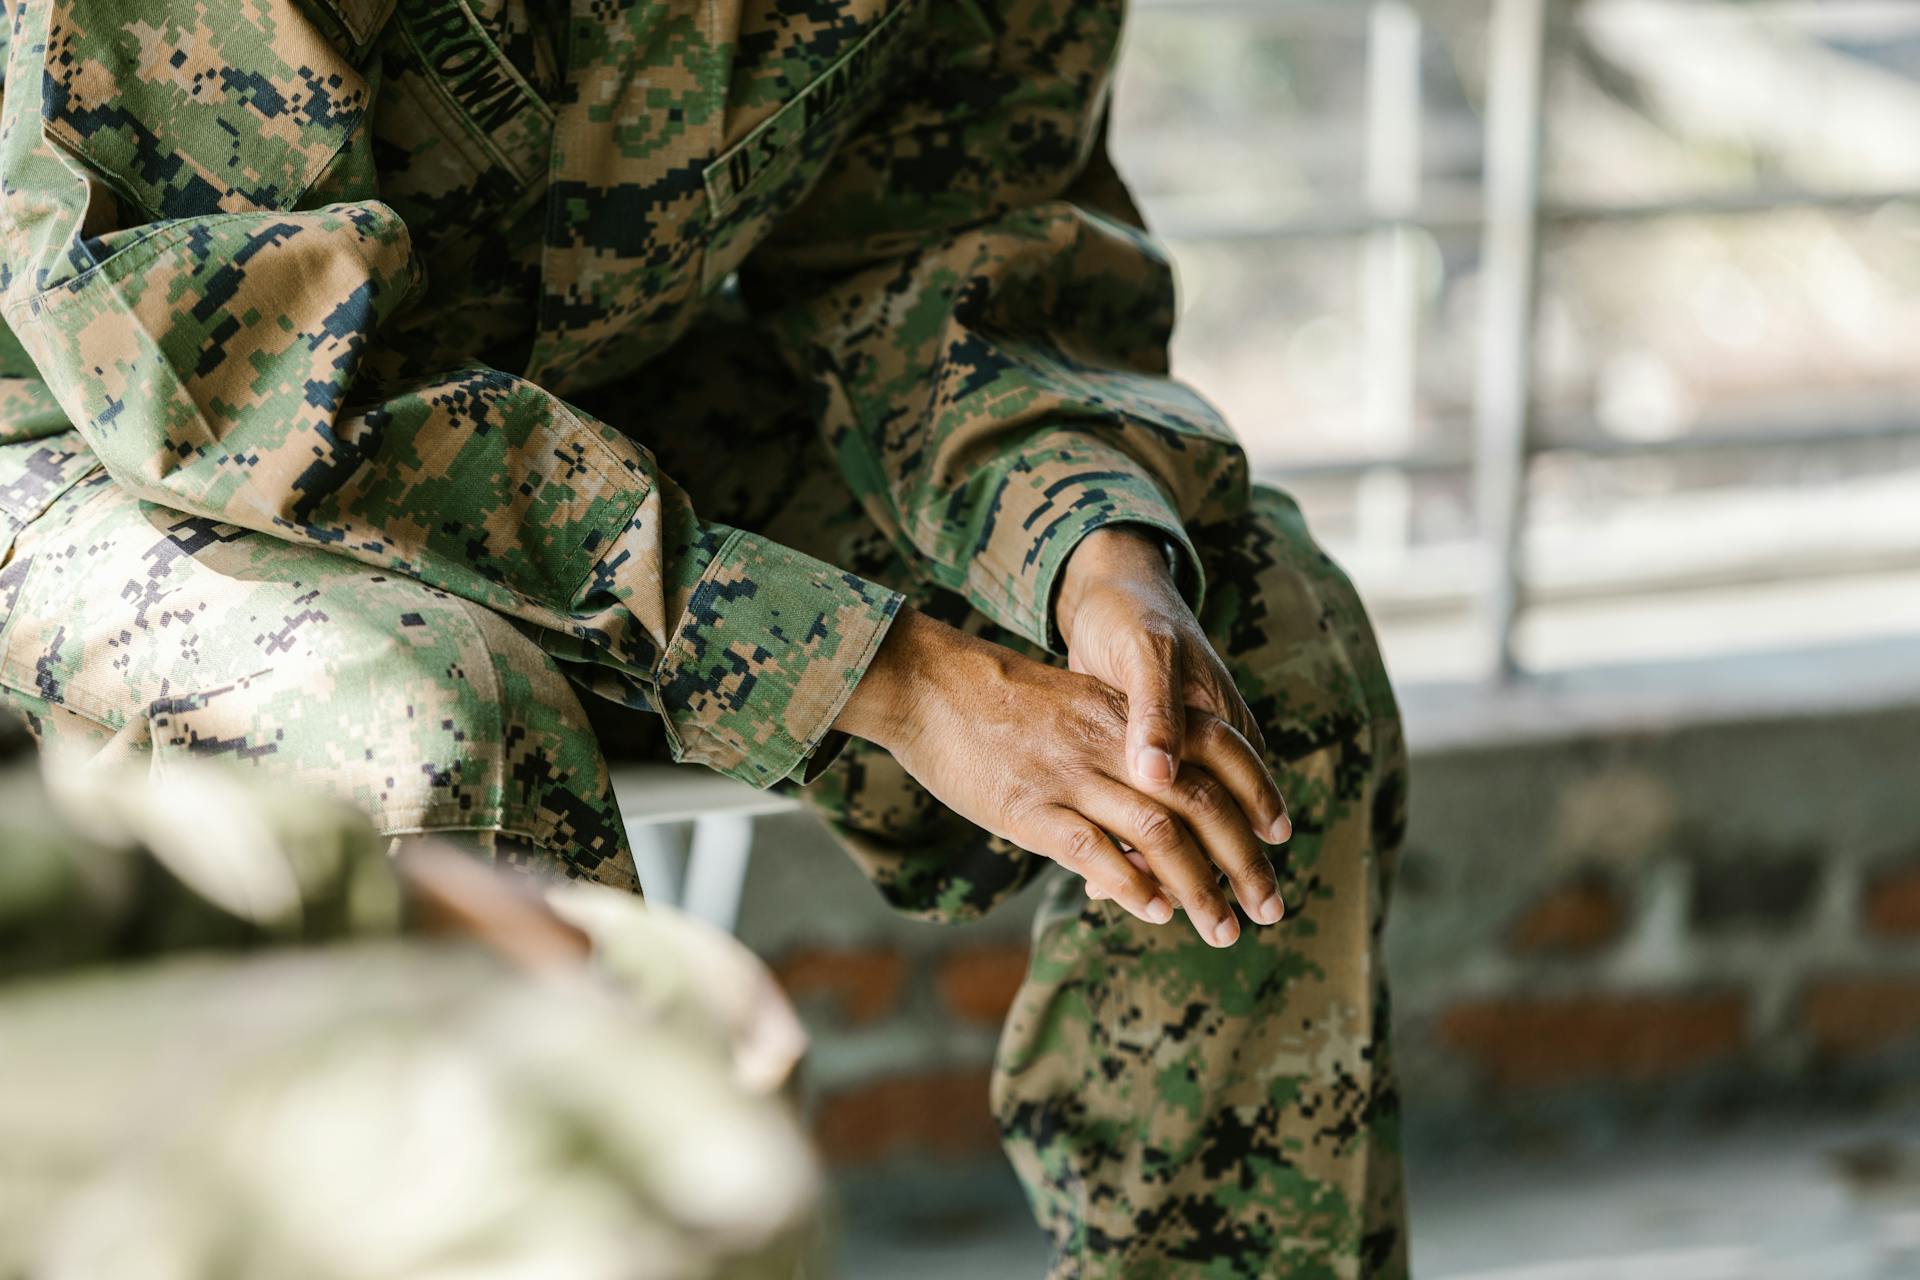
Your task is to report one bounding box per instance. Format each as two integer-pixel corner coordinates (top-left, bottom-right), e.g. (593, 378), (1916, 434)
(732, 702), (1920, 1168)
(1391, 703), (1920, 1132)
(769, 940), (1021, 1164)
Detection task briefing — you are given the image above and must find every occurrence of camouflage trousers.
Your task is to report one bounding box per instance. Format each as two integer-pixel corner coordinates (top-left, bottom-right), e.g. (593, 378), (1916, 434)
(0, 320), (1407, 1278)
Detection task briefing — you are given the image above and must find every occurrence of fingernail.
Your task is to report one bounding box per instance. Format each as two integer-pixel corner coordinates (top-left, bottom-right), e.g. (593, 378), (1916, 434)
(1259, 894), (1285, 924)
(1268, 813), (1292, 843)
(1145, 895), (1173, 924)
(1211, 917), (1240, 948)
(1137, 748), (1174, 783)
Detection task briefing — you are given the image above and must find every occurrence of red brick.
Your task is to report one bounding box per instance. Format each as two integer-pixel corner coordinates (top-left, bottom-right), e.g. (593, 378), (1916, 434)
(1802, 977), (1920, 1057)
(773, 946), (906, 1027)
(935, 942), (1030, 1026)
(813, 1066), (999, 1165)
(1865, 864), (1920, 937)
(1508, 873), (1628, 956)
(1437, 992), (1748, 1089)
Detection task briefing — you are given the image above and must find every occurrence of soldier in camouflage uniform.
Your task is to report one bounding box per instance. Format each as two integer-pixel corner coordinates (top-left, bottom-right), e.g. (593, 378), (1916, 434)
(0, 0), (1408, 1274)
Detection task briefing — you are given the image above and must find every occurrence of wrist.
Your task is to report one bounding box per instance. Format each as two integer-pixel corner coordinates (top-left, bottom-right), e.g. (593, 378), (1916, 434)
(832, 606), (936, 753)
(1055, 525), (1179, 649)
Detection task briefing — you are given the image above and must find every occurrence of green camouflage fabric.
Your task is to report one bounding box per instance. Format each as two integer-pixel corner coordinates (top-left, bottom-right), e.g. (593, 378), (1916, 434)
(993, 495), (1407, 1279)
(0, 732), (822, 1279)
(0, 0), (1407, 1274)
(0, 0), (1244, 796)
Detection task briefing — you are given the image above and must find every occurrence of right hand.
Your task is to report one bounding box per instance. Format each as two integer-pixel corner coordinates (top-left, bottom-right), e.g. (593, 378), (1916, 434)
(833, 608), (1287, 948)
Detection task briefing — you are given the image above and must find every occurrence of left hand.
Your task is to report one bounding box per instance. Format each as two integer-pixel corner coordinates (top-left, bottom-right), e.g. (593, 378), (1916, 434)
(1054, 526), (1292, 922)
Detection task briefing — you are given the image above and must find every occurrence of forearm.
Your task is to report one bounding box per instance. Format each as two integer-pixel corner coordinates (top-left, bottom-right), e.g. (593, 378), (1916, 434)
(747, 0), (1245, 654)
(831, 606), (953, 754)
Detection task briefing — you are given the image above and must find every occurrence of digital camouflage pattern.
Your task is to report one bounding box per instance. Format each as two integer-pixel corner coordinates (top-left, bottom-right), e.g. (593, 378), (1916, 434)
(993, 493), (1408, 1278)
(613, 344), (1411, 1275)
(2, 465), (643, 885)
(0, 0), (1406, 1274)
(0, 0), (1244, 792)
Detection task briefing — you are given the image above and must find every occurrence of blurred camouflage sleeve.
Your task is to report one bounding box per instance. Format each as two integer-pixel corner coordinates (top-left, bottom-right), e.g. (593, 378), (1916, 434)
(0, 0), (899, 787)
(0, 725), (822, 1277)
(743, 0), (1250, 652)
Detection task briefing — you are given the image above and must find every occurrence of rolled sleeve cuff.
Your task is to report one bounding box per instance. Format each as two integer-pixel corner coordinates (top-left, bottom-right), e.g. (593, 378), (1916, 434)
(967, 443), (1204, 656)
(655, 529), (904, 789)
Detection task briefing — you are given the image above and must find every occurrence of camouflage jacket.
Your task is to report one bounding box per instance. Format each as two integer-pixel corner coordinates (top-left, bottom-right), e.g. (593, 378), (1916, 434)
(0, 0), (1248, 788)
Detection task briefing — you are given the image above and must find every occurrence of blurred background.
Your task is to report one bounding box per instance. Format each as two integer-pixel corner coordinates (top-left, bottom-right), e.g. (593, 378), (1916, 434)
(1116, 0), (1920, 689)
(700, 1), (1920, 1276)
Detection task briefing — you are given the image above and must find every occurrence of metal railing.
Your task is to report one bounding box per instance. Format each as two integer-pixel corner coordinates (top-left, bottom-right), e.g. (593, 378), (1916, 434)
(1129, 0), (1920, 682)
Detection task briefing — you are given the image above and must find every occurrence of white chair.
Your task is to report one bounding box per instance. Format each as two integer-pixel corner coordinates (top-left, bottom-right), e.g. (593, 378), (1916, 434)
(610, 766), (799, 933)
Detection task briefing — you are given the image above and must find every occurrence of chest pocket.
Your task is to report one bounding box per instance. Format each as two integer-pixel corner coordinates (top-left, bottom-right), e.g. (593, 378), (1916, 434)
(40, 0), (373, 219)
(699, 0), (931, 292)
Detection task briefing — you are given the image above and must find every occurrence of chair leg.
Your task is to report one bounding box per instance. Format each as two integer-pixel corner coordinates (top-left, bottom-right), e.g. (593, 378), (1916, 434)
(628, 820), (690, 908)
(682, 813), (755, 933)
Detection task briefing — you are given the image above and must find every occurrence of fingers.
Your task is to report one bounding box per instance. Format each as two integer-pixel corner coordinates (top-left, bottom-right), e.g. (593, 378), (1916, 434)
(1085, 848), (1151, 900)
(1161, 763), (1284, 925)
(1079, 782), (1240, 947)
(1185, 712), (1290, 846)
(1213, 670), (1270, 762)
(1087, 755), (1284, 926)
(1121, 631), (1185, 792)
(1031, 806), (1173, 926)
(1182, 651), (1276, 802)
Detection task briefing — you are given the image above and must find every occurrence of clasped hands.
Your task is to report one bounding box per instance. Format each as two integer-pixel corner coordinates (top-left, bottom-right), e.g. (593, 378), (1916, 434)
(833, 527), (1289, 948)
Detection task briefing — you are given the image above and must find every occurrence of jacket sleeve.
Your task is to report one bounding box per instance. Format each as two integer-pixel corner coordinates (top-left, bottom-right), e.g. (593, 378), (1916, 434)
(742, 0), (1248, 652)
(0, 0), (899, 788)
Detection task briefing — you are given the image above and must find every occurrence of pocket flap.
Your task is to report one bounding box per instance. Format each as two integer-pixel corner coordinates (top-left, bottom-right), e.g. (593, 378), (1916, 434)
(303, 0), (398, 47)
(42, 0), (372, 218)
(0, 432), (102, 530)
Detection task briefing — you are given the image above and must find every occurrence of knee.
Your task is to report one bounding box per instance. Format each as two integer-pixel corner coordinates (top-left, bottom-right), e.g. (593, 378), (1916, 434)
(1194, 488), (1406, 840)
(354, 598), (627, 876)
(153, 586), (624, 878)
(144, 589), (500, 802)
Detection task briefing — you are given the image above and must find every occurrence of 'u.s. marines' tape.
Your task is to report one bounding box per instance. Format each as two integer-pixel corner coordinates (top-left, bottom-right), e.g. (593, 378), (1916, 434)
(703, 0), (928, 219)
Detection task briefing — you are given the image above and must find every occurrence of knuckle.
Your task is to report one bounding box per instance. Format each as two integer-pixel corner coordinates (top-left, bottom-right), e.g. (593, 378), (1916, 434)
(1139, 708), (1180, 736)
(1060, 762), (1104, 792)
(994, 778), (1037, 823)
(1134, 806), (1180, 849)
(1178, 772), (1228, 818)
(1059, 824), (1106, 869)
(1192, 713), (1231, 754)
(1093, 684), (1131, 731)
(1121, 629), (1176, 678)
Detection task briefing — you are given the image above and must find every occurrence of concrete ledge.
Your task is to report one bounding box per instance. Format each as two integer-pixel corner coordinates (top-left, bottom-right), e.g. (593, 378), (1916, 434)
(1401, 634), (1920, 755)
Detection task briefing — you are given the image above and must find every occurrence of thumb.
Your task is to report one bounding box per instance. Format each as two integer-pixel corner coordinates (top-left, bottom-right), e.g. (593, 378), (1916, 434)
(1124, 636), (1184, 792)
